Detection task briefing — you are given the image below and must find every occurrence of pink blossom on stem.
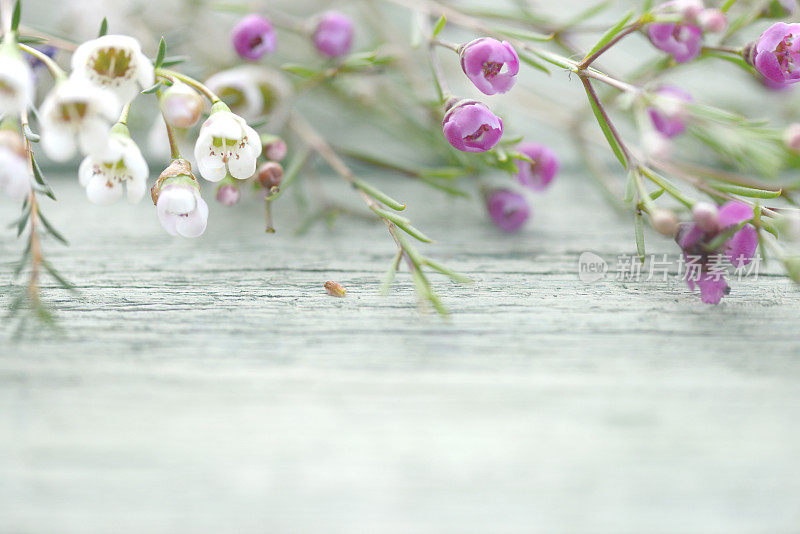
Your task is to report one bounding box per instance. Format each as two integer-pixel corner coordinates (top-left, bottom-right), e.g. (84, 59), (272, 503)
(442, 100), (503, 153)
(216, 183), (240, 206)
(487, 189), (529, 232)
(750, 22), (800, 86)
(647, 86), (693, 138)
(232, 15), (276, 61)
(514, 142), (559, 191)
(312, 12), (354, 57)
(647, 22), (703, 63)
(459, 38), (519, 95)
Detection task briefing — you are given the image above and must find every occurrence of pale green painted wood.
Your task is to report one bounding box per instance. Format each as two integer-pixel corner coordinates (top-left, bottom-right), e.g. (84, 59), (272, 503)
(1, 171), (799, 533)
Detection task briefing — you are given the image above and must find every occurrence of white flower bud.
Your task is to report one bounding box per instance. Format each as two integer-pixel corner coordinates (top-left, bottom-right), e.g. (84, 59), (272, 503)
(160, 81), (204, 129)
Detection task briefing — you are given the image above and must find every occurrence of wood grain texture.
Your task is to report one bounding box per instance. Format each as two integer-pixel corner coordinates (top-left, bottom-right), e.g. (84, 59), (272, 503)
(1, 169), (800, 533)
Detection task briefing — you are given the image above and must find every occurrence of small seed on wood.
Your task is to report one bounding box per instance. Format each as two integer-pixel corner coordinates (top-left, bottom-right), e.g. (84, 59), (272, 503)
(324, 281), (347, 297)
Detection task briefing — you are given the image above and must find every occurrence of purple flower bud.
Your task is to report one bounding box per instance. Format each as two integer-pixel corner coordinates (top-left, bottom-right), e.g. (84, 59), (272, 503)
(232, 14), (276, 61)
(647, 23), (703, 63)
(312, 11), (354, 58)
(442, 100), (503, 153)
(216, 183), (240, 206)
(486, 189), (530, 232)
(262, 136), (288, 161)
(514, 142), (559, 191)
(647, 86), (693, 138)
(750, 22), (800, 86)
(459, 38), (519, 95)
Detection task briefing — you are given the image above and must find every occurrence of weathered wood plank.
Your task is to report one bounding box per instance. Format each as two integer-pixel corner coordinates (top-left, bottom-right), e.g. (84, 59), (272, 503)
(1, 170), (799, 533)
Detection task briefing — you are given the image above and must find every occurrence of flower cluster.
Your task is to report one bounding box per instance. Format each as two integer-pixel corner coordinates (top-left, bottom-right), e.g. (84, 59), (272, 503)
(676, 202), (758, 304)
(6, 0), (800, 321)
(647, 0), (729, 63)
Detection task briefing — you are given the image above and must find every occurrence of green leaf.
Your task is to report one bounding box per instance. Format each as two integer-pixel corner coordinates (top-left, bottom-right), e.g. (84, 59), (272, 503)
(17, 35), (45, 44)
(30, 153), (56, 200)
(634, 211), (645, 263)
(16, 209), (29, 237)
(424, 258), (471, 283)
(584, 82), (627, 168)
(281, 63), (321, 78)
(518, 51), (550, 74)
(585, 9), (634, 59)
(13, 241), (31, 277)
(98, 17), (108, 37)
(160, 56), (187, 68)
(395, 221), (433, 243)
(42, 260), (75, 290)
(380, 252), (402, 295)
(38, 211), (68, 245)
(11, 0), (21, 32)
(432, 15), (446, 38)
(353, 178), (406, 211)
(709, 182), (782, 199)
(140, 81), (162, 94)
(154, 37), (166, 68)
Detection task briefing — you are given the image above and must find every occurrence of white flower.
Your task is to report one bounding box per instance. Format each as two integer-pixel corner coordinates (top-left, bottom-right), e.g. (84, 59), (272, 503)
(71, 35), (155, 104)
(160, 81), (204, 129)
(193, 106), (261, 182)
(0, 132), (30, 202)
(204, 65), (290, 120)
(157, 183), (209, 238)
(78, 129), (148, 205)
(0, 53), (34, 116)
(39, 76), (119, 161)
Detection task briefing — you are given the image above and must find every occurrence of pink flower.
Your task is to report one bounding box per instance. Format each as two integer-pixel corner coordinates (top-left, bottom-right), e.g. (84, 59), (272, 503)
(750, 22), (800, 86)
(647, 86), (693, 138)
(647, 23), (703, 63)
(215, 183), (240, 206)
(312, 11), (354, 57)
(514, 142), (559, 191)
(676, 201), (758, 304)
(459, 38), (519, 95)
(442, 100), (503, 153)
(232, 15), (276, 61)
(487, 189), (529, 232)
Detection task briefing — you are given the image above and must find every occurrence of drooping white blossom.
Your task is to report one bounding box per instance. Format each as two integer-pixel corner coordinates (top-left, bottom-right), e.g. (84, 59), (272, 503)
(71, 35), (155, 104)
(193, 103), (261, 182)
(0, 131), (31, 202)
(157, 182), (209, 238)
(39, 76), (119, 161)
(0, 52), (34, 116)
(78, 127), (148, 205)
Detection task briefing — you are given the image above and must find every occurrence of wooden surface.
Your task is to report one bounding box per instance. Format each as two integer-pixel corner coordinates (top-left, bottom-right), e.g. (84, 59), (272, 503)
(2, 168), (800, 533)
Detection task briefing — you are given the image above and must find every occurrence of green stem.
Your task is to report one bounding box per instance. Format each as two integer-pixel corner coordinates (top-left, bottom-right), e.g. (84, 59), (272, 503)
(18, 43), (66, 80)
(156, 68), (220, 103)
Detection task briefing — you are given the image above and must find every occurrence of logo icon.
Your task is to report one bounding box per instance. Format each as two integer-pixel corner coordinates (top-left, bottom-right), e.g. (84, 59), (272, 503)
(578, 252), (608, 283)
